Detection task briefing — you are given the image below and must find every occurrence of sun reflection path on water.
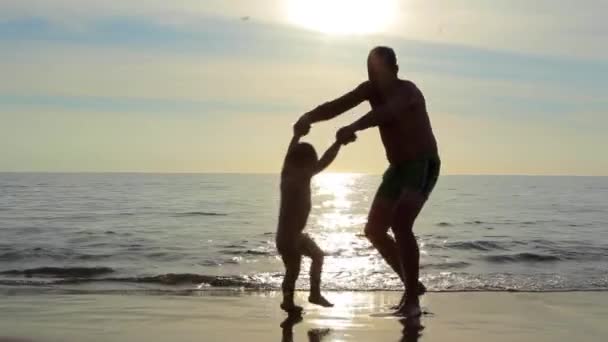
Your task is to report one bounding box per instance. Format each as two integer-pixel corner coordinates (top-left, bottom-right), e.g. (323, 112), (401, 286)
(308, 173), (403, 290)
(312, 173), (366, 229)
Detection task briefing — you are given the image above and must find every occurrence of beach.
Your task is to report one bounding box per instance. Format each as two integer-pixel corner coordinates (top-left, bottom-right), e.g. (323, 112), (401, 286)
(3, 0), (608, 339)
(1, 290), (607, 341)
(1, 174), (607, 341)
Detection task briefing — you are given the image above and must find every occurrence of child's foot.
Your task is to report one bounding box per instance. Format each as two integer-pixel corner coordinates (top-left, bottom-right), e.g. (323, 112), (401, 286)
(280, 313), (303, 329)
(308, 294), (334, 307)
(280, 301), (303, 313)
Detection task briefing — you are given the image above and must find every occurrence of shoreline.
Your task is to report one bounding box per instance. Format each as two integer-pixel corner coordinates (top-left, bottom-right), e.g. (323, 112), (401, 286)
(3, 284), (608, 296)
(1, 291), (607, 341)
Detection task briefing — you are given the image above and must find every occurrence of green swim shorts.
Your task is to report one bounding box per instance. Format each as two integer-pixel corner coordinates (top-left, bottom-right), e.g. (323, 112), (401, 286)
(377, 155), (441, 200)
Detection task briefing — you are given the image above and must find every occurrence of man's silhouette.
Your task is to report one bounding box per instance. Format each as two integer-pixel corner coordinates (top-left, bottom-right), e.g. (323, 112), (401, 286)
(295, 46), (440, 316)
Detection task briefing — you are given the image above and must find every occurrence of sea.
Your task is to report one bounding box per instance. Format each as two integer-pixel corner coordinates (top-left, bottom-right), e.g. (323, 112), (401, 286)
(1, 173), (607, 294)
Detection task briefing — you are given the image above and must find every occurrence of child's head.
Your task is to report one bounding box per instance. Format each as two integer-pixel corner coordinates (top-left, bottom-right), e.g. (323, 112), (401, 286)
(285, 142), (318, 169)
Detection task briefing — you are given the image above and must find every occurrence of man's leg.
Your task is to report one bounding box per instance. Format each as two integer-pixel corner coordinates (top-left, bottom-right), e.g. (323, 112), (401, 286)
(365, 193), (426, 304)
(365, 193), (403, 280)
(392, 190), (427, 316)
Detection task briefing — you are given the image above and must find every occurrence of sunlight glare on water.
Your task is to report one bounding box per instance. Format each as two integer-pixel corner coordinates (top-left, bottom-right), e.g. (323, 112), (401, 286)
(308, 173), (399, 290)
(313, 173), (365, 230)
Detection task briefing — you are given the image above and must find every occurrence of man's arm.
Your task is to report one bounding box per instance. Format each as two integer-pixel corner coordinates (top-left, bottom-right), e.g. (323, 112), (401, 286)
(314, 141), (342, 174)
(336, 101), (399, 143)
(299, 82), (369, 125)
(349, 106), (394, 132)
(336, 85), (417, 144)
(352, 85), (418, 132)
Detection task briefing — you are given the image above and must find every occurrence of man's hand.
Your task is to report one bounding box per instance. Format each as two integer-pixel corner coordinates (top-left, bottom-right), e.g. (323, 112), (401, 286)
(336, 125), (357, 145)
(293, 115), (311, 137)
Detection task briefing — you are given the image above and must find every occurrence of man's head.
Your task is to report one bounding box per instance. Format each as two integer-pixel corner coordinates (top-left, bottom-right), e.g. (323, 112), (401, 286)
(285, 142), (318, 169)
(367, 46), (399, 89)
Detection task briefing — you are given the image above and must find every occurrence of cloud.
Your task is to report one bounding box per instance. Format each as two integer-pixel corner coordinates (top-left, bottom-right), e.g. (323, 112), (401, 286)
(2, 0), (607, 59)
(0, 107), (296, 173)
(395, 0), (608, 59)
(1, 2), (606, 175)
(0, 0), (284, 30)
(0, 44), (364, 113)
(1, 16), (605, 111)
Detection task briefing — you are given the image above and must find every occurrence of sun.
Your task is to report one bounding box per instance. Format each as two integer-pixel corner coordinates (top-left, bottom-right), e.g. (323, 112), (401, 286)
(285, 0), (398, 35)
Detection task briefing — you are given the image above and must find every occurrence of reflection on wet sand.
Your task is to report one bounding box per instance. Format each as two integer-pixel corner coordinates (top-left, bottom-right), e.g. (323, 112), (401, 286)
(281, 312), (424, 342)
(280, 292), (425, 342)
(399, 316), (424, 342)
(281, 313), (331, 342)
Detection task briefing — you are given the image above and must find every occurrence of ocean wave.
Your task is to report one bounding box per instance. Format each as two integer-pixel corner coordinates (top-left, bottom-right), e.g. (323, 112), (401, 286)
(0, 248), (116, 262)
(173, 212), (227, 217)
(0, 279), (54, 286)
(1, 275), (607, 295)
(421, 262), (471, 270)
(558, 248), (608, 261)
(0, 266), (115, 278)
(144, 252), (185, 261)
(2, 270), (608, 294)
(484, 253), (561, 263)
(22, 214), (100, 220)
(464, 220), (484, 225)
(444, 240), (510, 251)
(219, 249), (272, 256)
(219, 244), (245, 249)
(462, 219), (561, 226)
(55, 273), (257, 287)
(0, 272), (249, 287)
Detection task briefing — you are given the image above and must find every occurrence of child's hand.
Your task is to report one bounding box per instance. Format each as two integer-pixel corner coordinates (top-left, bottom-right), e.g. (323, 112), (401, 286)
(336, 126), (357, 145)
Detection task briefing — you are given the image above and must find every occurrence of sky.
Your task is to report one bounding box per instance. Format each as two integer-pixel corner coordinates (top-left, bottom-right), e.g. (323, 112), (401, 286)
(1, 0), (607, 175)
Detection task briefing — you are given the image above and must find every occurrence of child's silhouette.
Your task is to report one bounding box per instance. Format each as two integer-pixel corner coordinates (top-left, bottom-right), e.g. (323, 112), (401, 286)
(275, 123), (354, 313)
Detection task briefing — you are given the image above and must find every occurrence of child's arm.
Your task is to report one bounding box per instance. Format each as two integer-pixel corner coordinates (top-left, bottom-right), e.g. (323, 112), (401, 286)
(314, 141), (342, 174)
(282, 134), (301, 166)
(289, 119), (310, 152)
(282, 126), (304, 167)
(287, 133), (301, 154)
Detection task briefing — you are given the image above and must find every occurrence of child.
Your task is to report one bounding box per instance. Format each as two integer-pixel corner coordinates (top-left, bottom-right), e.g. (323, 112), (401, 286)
(276, 123), (354, 313)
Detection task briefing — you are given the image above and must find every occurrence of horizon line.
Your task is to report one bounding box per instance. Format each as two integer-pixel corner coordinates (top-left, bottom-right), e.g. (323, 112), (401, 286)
(0, 171), (606, 177)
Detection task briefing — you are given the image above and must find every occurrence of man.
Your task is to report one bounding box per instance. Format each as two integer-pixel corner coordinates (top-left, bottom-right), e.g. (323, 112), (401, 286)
(294, 46), (440, 317)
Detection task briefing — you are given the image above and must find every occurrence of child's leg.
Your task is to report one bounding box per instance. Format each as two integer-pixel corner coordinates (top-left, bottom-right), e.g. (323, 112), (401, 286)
(280, 250), (303, 312)
(300, 235), (333, 307)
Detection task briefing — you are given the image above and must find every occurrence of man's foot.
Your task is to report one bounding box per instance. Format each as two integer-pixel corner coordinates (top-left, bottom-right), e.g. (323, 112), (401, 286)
(417, 281), (427, 296)
(390, 291), (407, 310)
(390, 281), (426, 310)
(281, 301), (304, 313)
(309, 294), (334, 307)
(396, 302), (422, 318)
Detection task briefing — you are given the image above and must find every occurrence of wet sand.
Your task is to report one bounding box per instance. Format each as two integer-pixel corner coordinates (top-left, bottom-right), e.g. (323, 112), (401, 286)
(1, 290), (607, 341)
